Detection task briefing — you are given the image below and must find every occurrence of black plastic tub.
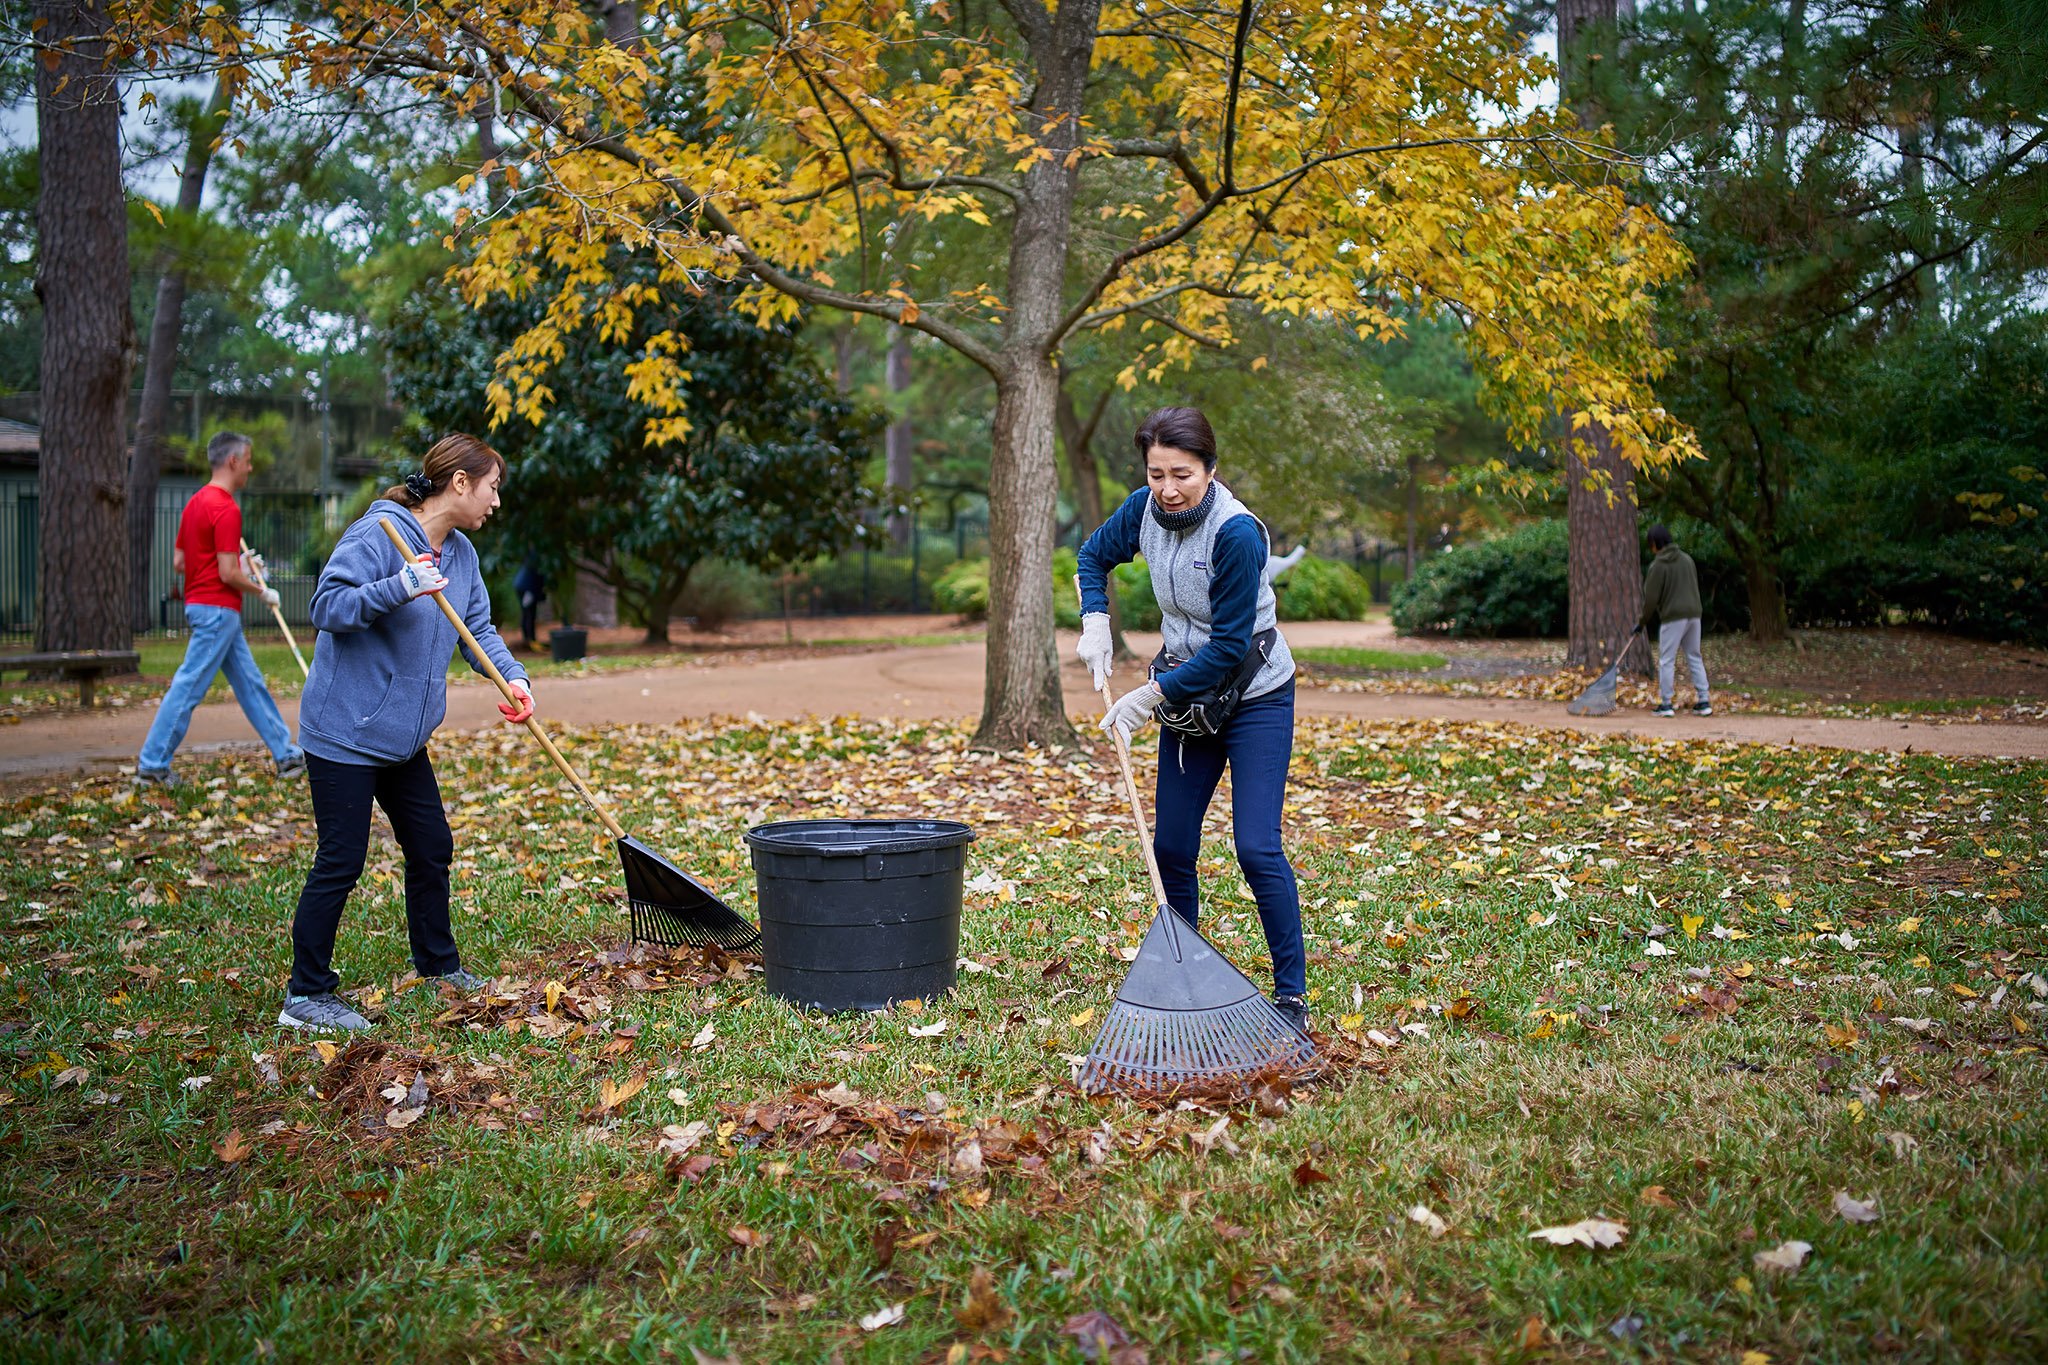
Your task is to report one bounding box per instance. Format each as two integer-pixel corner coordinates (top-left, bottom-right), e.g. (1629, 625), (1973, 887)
(548, 627), (588, 663)
(744, 819), (975, 1012)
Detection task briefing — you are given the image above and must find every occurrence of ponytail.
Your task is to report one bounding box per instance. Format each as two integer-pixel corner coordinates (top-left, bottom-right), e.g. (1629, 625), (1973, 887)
(385, 434), (506, 507)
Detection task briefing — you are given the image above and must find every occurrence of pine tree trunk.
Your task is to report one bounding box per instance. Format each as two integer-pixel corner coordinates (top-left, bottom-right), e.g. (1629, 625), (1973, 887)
(1566, 430), (1648, 670)
(885, 327), (914, 550)
(35, 0), (134, 655)
(970, 0), (1099, 749)
(127, 78), (229, 632)
(1557, 0), (1648, 673)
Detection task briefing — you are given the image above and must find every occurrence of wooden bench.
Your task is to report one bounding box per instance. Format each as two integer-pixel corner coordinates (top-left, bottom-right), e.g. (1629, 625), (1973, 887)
(0, 650), (142, 708)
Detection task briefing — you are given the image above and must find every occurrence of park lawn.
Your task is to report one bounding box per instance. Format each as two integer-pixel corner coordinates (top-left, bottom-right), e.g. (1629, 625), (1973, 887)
(1, 716), (2043, 1362)
(1294, 645), (1449, 673)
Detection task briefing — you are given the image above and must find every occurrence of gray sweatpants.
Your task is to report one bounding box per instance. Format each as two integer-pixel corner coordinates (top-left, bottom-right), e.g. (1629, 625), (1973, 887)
(1657, 617), (1709, 706)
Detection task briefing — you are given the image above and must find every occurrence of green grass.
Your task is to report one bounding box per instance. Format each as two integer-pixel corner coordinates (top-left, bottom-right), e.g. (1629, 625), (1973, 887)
(1, 716), (2043, 1360)
(1294, 644), (1448, 672)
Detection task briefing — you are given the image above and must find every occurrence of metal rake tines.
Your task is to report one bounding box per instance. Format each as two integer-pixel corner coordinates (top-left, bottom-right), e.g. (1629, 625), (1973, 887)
(629, 897), (762, 952)
(1077, 996), (1317, 1095)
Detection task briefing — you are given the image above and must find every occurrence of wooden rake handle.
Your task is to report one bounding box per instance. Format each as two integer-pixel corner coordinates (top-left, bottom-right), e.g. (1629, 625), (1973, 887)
(1077, 573), (1170, 907)
(239, 536), (309, 678)
(377, 516), (626, 841)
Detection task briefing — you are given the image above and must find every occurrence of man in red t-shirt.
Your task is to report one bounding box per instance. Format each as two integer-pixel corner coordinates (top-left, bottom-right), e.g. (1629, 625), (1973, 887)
(136, 432), (304, 785)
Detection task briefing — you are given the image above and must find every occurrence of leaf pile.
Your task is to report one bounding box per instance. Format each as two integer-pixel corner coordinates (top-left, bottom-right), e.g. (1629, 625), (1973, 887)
(316, 1039), (523, 1134)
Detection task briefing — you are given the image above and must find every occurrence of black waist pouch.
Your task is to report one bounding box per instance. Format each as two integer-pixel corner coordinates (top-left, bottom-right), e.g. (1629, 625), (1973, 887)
(1149, 627), (1279, 738)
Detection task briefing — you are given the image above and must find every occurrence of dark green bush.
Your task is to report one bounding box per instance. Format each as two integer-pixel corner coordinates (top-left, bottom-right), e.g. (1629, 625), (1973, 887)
(1391, 520), (1568, 637)
(678, 559), (773, 631)
(928, 548), (1082, 626)
(1114, 561), (1160, 630)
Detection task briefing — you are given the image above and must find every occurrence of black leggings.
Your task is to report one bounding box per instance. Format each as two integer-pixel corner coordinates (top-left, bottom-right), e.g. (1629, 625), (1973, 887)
(288, 748), (459, 998)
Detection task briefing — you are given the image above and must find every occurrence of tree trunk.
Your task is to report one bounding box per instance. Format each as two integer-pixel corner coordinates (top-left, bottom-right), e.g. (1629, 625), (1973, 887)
(1565, 429), (1648, 670)
(1404, 449), (1419, 570)
(35, 0), (134, 655)
(1743, 552), (1789, 644)
(970, 0), (1100, 749)
(885, 327), (914, 550)
(1557, 0), (1648, 672)
(1056, 377), (1130, 658)
(127, 77), (230, 632)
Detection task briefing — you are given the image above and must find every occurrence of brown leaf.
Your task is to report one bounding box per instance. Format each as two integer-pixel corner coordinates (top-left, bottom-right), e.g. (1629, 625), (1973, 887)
(1518, 1316), (1547, 1350)
(212, 1128), (253, 1164)
(1292, 1158), (1331, 1189)
(1063, 1310), (1134, 1361)
(726, 1225), (765, 1248)
(667, 1153), (718, 1184)
(1041, 956), (1069, 980)
(954, 1267), (1015, 1333)
(871, 1219), (903, 1268)
(1640, 1185), (1678, 1209)
(597, 1071), (648, 1113)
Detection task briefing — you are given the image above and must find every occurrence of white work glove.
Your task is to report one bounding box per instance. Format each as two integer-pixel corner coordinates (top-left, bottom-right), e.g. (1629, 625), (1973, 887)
(1100, 681), (1164, 741)
(497, 678), (534, 725)
(259, 585), (281, 609)
(240, 548), (268, 581)
(1265, 545), (1307, 582)
(398, 555), (447, 600)
(1076, 612), (1114, 690)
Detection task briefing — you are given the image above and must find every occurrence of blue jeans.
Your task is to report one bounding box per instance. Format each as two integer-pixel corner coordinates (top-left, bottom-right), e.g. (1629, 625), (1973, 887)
(1151, 679), (1306, 998)
(138, 603), (301, 772)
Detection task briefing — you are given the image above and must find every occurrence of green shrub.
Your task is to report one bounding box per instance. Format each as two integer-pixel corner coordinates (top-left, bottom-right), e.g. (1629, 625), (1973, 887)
(1392, 520), (1568, 636)
(931, 549), (1084, 626)
(797, 541), (960, 614)
(1114, 560), (1160, 629)
(1273, 555), (1373, 621)
(679, 558), (773, 631)
(931, 558), (989, 619)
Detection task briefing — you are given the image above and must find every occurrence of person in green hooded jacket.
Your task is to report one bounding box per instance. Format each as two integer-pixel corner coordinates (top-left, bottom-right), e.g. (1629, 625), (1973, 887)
(1641, 524), (1711, 717)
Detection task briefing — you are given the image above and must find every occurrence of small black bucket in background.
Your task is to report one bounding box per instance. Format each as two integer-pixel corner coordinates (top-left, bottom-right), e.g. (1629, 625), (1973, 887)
(548, 627), (588, 663)
(744, 819), (975, 1012)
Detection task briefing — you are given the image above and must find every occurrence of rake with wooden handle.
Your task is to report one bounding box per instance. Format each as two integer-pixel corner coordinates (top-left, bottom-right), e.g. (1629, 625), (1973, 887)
(376, 516), (759, 951)
(239, 537), (308, 677)
(1072, 577), (1313, 1096)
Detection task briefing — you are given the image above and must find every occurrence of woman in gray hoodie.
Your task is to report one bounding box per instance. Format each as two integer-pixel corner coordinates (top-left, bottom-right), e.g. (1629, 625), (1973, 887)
(279, 435), (533, 1033)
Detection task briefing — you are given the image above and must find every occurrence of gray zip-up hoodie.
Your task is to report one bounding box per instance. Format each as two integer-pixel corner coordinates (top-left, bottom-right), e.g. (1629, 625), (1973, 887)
(299, 501), (528, 765)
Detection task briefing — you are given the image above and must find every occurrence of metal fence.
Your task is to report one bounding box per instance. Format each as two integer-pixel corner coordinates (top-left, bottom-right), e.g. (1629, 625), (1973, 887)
(0, 484), (328, 643)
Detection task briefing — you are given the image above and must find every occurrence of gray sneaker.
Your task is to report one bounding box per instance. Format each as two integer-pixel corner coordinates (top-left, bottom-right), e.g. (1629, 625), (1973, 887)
(276, 755), (307, 779)
(278, 993), (371, 1033)
(437, 968), (490, 993)
(135, 768), (182, 789)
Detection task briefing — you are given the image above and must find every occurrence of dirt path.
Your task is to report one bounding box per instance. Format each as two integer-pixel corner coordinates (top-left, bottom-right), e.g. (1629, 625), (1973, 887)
(6, 623), (2045, 791)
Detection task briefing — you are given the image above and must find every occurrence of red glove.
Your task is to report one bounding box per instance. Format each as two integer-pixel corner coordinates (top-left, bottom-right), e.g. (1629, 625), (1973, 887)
(498, 679), (535, 725)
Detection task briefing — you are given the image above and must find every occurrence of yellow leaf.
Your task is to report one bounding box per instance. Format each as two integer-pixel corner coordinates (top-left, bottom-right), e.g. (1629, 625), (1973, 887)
(599, 1073), (648, 1112)
(1681, 914), (1704, 940)
(1339, 1012), (1366, 1031)
(546, 981), (565, 1013)
(1742, 1352), (1772, 1365)
(1896, 917), (1921, 934)
(1069, 1008), (1096, 1028)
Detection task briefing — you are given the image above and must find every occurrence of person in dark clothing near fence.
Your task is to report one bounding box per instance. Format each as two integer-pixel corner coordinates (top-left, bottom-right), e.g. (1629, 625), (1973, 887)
(278, 434), (534, 1033)
(1642, 523), (1712, 717)
(1075, 406), (1308, 1032)
(514, 555), (545, 650)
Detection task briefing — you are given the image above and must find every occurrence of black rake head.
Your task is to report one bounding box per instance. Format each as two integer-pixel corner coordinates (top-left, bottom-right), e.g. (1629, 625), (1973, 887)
(618, 836), (761, 953)
(1078, 904), (1315, 1096)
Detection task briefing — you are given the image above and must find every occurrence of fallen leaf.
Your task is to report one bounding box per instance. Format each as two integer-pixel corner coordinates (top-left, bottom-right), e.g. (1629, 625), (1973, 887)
(1292, 1159), (1331, 1189)
(1681, 913), (1705, 940)
(1640, 1185), (1678, 1209)
(1644, 939), (1676, 957)
(1191, 1116), (1237, 1158)
(955, 1267), (1014, 1333)
(688, 1348), (739, 1365)
(212, 1128), (253, 1164)
(690, 1021), (717, 1051)
(1069, 1007), (1096, 1029)
(598, 1072), (648, 1113)
(1518, 1315), (1546, 1350)
(181, 1075), (213, 1092)
(819, 1081), (861, 1105)
(1883, 1131), (1920, 1158)
(53, 1066), (88, 1088)
(1063, 1310), (1135, 1361)
(766, 1293), (820, 1315)
(1753, 1240), (1812, 1275)
(384, 1106), (426, 1129)
(655, 1120), (711, 1156)
(1407, 1204), (1449, 1237)
(908, 1018), (949, 1038)
(1740, 1352), (1772, 1365)
(726, 1225), (766, 1248)
(1832, 1190), (1880, 1223)
(1528, 1217), (1628, 1250)
(949, 1139), (985, 1179)
(858, 1302), (906, 1331)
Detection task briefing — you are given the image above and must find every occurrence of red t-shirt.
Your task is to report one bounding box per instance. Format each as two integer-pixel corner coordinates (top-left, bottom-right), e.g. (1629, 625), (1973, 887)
(177, 484), (244, 610)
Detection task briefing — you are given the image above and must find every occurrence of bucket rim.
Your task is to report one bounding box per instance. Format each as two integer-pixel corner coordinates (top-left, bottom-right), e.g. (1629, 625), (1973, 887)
(744, 817), (976, 858)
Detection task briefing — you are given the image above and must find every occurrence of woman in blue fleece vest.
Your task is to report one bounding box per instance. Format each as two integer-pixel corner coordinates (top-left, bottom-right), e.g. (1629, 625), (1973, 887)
(1074, 406), (1307, 1032)
(278, 434), (534, 1034)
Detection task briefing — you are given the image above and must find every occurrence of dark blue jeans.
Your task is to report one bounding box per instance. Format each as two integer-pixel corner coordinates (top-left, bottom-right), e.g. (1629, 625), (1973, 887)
(1150, 679), (1305, 998)
(288, 748), (459, 998)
